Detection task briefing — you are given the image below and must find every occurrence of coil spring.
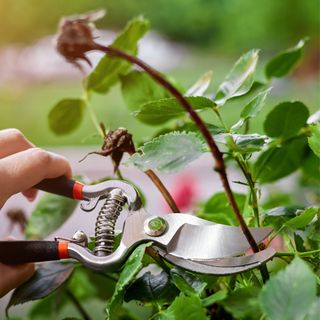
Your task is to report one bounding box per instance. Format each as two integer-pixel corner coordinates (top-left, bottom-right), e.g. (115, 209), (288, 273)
(94, 188), (126, 256)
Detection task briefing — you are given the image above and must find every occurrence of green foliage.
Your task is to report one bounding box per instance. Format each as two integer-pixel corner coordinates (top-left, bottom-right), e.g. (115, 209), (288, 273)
(131, 132), (206, 173)
(264, 101), (309, 139)
(134, 96), (214, 125)
(25, 193), (78, 239)
(215, 49), (259, 106)
(6, 262), (75, 316)
(259, 257), (317, 320)
(285, 207), (319, 229)
(86, 17), (149, 93)
(265, 39), (306, 79)
(106, 243), (152, 320)
(198, 192), (246, 226)
(120, 71), (170, 111)
(49, 99), (86, 135)
(308, 122), (320, 159)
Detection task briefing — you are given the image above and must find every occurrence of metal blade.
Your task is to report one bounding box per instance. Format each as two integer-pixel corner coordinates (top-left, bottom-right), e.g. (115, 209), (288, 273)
(157, 247), (276, 275)
(166, 223), (272, 260)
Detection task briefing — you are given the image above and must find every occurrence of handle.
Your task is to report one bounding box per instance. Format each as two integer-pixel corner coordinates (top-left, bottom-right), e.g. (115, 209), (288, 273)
(34, 176), (84, 200)
(0, 241), (69, 264)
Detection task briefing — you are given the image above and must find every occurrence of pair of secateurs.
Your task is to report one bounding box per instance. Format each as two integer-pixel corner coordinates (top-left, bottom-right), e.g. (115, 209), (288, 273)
(0, 177), (276, 275)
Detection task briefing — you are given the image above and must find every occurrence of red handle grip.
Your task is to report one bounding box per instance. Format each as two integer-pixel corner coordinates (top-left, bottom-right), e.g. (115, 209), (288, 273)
(34, 176), (84, 200)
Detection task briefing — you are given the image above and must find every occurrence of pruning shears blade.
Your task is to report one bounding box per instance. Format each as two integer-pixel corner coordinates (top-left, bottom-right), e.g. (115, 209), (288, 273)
(158, 248), (276, 275)
(165, 223), (273, 260)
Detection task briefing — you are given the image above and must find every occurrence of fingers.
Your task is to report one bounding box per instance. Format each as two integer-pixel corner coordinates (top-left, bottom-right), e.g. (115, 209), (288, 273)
(0, 129), (34, 159)
(0, 148), (72, 207)
(0, 263), (35, 298)
(22, 188), (38, 202)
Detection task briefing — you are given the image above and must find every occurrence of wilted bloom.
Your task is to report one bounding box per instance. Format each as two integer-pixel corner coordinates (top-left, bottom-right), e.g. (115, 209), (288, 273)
(56, 10), (105, 69)
(82, 127), (136, 172)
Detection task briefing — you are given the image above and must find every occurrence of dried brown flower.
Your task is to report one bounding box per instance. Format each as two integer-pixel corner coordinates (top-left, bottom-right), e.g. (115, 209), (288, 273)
(82, 127), (136, 172)
(6, 208), (27, 233)
(56, 10), (105, 69)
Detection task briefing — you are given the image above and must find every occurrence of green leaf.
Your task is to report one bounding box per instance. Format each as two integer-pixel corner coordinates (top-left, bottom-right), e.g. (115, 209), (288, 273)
(305, 298), (320, 320)
(170, 268), (207, 296)
(220, 287), (262, 320)
(253, 137), (307, 183)
(186, 71), (212, 96)
(130, 132), (206, 173)
(48, 99), (86, 135)
(25, 193), (78, 240)
(308, 123), (320, 159)
(124, 271), (178, 304)
(215, 133), (268, 153)
(231, 88), (271, 130)
(198, 192), (246, 226)
(202, 290), (227, 307)
(285, 207), (319, 229)
(215, 49), (259, 106)
(302, 149), (320, 182)
(264, 101), (309, 139)
(106, 242), (151, 320)
(265, 39), (306, 79)
(263, 206), (302, 229)
(134, 96), (214, 125)
(86, 17), (149, 93)
(120, 71), (169, 111)
(6, 262), (74, 315)
(156, 293), (208, 320)
(259, 257), (317, 320)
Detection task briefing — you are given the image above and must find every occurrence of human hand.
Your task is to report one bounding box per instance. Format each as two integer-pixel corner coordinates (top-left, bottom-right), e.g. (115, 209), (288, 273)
(0, 128), (72, 297)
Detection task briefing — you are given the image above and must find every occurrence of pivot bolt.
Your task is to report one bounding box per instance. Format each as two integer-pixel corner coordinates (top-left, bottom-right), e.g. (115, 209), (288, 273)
(144, 216), (168, 237)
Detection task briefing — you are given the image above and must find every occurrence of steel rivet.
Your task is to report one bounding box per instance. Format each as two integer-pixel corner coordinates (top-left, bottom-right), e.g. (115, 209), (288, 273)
(144, 216), (168, 237)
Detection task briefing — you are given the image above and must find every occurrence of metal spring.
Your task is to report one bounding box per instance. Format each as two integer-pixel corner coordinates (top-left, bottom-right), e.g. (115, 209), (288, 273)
(94, 188), (126, 256)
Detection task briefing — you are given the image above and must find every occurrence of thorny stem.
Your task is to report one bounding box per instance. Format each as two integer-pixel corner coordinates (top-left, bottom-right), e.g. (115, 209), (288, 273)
(66, 288), (91, 320)
(145, 169), (180, 213)
(95, 44), (260, 255)
(235, 156), (260, 227)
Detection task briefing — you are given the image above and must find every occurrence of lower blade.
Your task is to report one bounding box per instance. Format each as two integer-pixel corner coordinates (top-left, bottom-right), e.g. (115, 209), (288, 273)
(157, 248), (276, 275)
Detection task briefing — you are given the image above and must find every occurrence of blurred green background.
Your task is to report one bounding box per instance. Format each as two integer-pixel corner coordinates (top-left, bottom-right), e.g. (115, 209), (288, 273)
(0, 0), (319, 146)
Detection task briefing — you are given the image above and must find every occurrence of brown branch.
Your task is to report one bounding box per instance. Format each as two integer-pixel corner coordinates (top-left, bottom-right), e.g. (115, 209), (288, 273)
(95, 44), (259, 253)
(145, 169), (180, 213)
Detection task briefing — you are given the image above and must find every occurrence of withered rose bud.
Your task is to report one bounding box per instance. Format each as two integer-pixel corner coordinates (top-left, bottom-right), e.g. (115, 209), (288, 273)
(6, 208), (27, 232)
(82, 127), (136, 172)
(56, 10), (105, 68)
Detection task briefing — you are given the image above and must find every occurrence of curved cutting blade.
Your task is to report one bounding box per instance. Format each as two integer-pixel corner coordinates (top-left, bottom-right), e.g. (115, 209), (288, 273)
(166, 223), (272, 260)
(158, 247), (276, 275)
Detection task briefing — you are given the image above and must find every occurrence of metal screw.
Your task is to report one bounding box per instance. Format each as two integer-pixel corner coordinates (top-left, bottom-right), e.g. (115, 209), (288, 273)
(72, 230), (88, 246)
(144, 216), (168, 237)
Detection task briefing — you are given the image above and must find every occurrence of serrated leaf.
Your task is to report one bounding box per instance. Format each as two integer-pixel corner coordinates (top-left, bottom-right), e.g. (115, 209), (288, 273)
(130, 132), (206, 173)
(308, 122), (320, 159)
(215, 49), (259, 106)
(264, 101), (309, 139)
(253, 137), (307, 183)
(202, 290), (227, 307)
(6, 262), (74, 315)
(186, 71), (212, 96)
(198, 192), (246, 226)
(86, 17), (149, 93)
(120, 71), (169, 111)
(155, 293), (208, 320)
(48, 99), (86, 135)
(302, 150), (320, 182)
(170, 268), (207, 296)
(285, 207), (319, 229)
(232, 88), (271, 130)
(134, 96), (214, 125)
(263, 206), (302, 229)
(215, 133), (268, 153)
(25, 193), (78, 240)
(259, 257), (317, 320)
(124, 271), (178, 304)
(106, 242), (152, 320)
(265, 39), (306, 79)
(220, 287), (262, 320)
